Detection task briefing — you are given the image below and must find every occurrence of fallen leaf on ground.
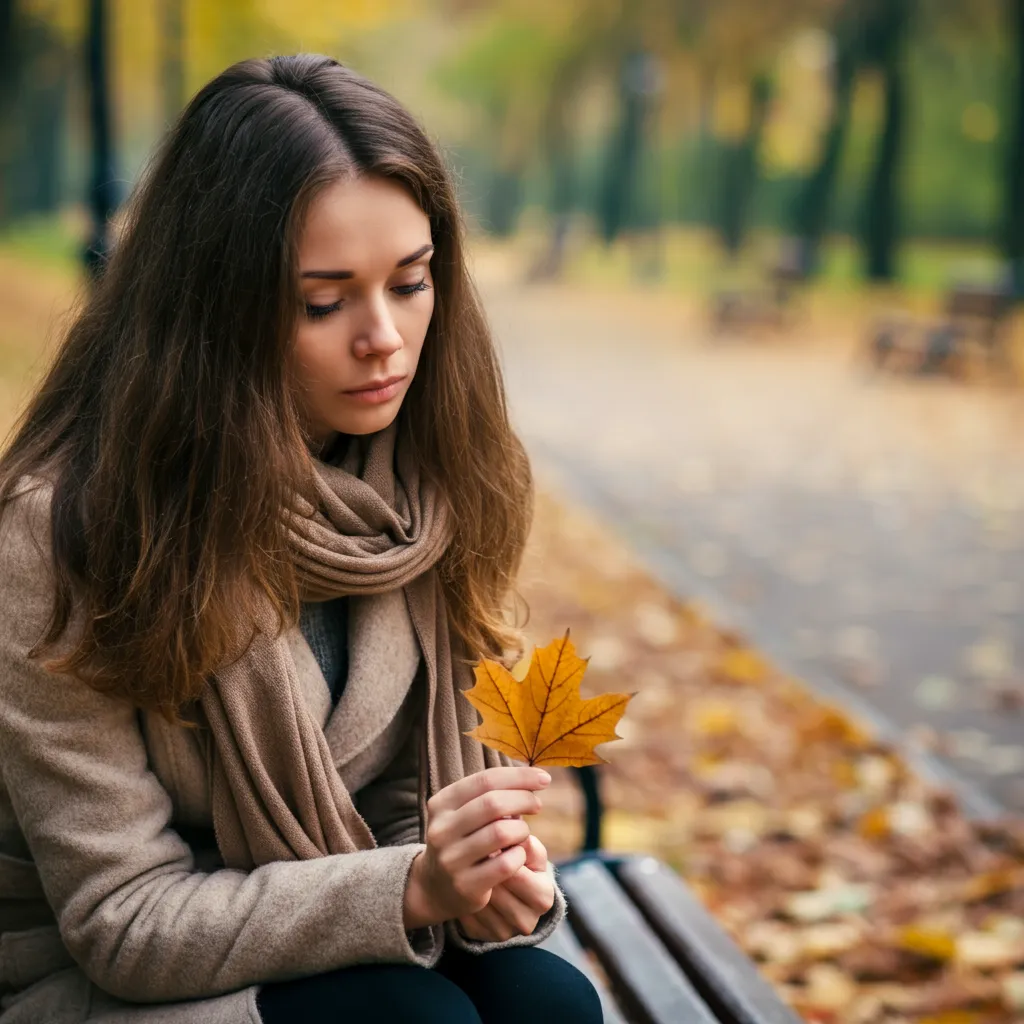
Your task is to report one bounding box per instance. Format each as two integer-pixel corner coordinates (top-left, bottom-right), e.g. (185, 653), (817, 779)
(518, 492), (1024, 1024)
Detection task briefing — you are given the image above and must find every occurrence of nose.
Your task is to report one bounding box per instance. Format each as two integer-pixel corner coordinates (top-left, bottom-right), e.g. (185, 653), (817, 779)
(353, 293), (402, 359)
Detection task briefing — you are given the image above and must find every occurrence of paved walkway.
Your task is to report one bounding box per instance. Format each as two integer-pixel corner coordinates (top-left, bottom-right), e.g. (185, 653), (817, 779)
(483, 274), (1024, 813)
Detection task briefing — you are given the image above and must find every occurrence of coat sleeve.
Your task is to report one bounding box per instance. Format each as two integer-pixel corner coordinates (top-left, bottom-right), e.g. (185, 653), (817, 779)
(444, 869), (568, 955)
(0, 485), (443, 1005)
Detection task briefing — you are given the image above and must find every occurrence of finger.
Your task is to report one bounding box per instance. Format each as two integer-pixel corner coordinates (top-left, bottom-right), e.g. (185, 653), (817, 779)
(473, 905), (520, 942)
(428, 767), (550, 817)
(460, 841), (528, 893)
(446, 816), (531, 871)
(488, 884), (540, 936)
(453, 788), (543, 840)
(499, 868), (555, 915)
(521, 834), (549, 873)
(456, 913), (496, 943)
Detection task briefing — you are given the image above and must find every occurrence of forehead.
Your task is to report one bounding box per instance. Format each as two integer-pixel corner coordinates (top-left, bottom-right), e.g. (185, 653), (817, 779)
(298, 175), (431, 271)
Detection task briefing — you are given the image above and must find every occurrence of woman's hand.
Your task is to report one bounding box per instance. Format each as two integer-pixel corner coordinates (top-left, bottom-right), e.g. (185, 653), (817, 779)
(455, 834), (555, 942)
(403, 767), (550, 930)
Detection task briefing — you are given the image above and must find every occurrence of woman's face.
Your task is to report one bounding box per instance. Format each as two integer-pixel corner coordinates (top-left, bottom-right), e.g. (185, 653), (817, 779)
(292, 174), (434, 449)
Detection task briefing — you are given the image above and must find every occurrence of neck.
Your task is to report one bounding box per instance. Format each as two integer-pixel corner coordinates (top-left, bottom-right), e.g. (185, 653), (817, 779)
(308, 431), (341, 460)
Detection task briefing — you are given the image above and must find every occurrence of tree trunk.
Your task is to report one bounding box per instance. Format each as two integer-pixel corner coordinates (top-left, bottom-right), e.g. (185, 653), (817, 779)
(859, 0), (910, 282)
(689, 60), (718, 228)
(85, 0), (117, 278)
(1005, 0), (1024, 298)
(1, 9), (68, 225)
(0, 0), (15, 102)
(483, 166), (524, 237)
(598, 50), (658, 245)
(0, 0), (21, 225)
(529, 63), (578, 282)
(790, 6), (861, 277)
(716, 72), (773, 260)
(160, 0), (185, 126)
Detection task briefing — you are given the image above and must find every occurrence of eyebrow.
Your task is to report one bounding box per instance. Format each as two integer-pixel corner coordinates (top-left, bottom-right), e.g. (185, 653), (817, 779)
(301, 244), (434, 280)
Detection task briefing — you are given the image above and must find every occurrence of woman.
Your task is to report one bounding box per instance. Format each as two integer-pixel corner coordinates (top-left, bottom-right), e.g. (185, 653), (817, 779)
(0, 55), (603, 1023)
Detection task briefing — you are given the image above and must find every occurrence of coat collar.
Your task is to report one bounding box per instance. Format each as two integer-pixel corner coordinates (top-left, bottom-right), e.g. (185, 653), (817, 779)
(287, 589), (420, 773)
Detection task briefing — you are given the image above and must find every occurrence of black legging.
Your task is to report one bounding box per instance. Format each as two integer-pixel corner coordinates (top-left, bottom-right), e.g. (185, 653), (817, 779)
(256, 943), (604, 1023)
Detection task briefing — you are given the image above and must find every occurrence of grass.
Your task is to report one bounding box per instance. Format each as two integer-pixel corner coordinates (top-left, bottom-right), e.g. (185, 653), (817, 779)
(0, 232), (81, 439)
(0, 212), (85, 275)
(484, 212), (1008, 302)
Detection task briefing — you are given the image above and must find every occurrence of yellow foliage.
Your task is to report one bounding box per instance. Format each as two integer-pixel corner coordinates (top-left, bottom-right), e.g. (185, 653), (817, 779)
(463, 631), (633, 767)
(963, 867), (1024, 902)
(896, 925), (957, 962)
(717, 647), (768, 684)
(691, 699), (740, 737)
(857, 806), (890, 840)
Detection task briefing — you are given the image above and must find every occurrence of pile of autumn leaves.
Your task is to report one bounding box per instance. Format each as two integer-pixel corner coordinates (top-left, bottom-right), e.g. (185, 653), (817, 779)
(515, 492), (1024, 1024)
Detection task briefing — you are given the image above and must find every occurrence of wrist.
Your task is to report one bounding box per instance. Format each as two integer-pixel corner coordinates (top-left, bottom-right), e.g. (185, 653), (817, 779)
(403, 851), (438, 931)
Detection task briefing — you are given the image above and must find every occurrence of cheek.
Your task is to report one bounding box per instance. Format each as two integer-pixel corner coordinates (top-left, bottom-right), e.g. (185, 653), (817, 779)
(291, 326), (339, 387)
(406, 295), (435, 354)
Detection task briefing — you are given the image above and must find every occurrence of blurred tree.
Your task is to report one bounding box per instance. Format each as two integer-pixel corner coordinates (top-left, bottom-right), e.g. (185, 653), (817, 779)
(598, 48), (662, 244)
(0, 0), (14, 91)
(160, 0), (184, 126)
(715, 71), (773, 260)
(0, 0), (21, 225)
(1005, 0), (1024, 296)
(677, 0), (830, 256)
(859, 0), (912, 281)
(0, 2), (69, 226)
(528, 52), (584, 280)
(789, 1), (863, 276)
(435, 12), (564, 236)
(84, 0), (116, 277)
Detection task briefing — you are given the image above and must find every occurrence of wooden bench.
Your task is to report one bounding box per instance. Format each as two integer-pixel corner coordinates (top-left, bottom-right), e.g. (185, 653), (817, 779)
(869, 282), (1018, 378)
(710, 244), (807, 337)
(540, 766), (802, 1024)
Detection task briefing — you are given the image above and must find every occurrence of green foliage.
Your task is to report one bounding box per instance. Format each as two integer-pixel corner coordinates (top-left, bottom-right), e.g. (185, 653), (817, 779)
(5, 0), (1017, 277)
(434, 15), (561, 116)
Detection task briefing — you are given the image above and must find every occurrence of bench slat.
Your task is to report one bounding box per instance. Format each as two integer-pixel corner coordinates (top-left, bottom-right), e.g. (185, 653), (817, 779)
(618, 857), (803, 1024)
(539, 920), (629, 1024)
(559, 859), (718, 1024)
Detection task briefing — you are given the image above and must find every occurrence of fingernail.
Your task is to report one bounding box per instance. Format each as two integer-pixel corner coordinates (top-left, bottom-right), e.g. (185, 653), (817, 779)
(537, 770), (552, 785)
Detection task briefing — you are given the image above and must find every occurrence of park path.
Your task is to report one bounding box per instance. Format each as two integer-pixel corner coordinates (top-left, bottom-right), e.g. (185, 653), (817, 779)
(480, 269), (1024, 814)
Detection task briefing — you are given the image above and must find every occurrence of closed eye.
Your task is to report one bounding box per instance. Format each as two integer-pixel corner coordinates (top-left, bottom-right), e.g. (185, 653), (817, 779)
(303, 281), (431, 322)
(393, 280), (431, 297)
(305, 300), (342, 321)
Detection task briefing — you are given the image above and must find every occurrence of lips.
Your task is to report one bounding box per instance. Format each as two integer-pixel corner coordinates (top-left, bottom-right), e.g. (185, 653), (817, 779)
(345, 375), (406, 394)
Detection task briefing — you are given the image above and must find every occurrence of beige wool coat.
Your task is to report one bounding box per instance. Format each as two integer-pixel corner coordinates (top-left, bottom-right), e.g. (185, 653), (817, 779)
(0, 481), (567, 1024)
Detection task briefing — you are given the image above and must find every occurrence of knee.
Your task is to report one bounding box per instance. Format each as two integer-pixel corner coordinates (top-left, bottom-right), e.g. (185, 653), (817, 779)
(537, 956), (604, 1023)
(484, 948), (605, 1023)
(257, 963), (483, 1024)
(373, 969), (484, 1024)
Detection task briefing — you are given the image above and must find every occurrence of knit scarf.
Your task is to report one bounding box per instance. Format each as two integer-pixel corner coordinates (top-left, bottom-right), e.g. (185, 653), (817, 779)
(200, 422), (506, 870)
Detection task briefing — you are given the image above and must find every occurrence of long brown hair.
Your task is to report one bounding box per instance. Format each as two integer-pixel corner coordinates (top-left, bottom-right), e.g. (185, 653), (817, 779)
(0, 54), (533, 725)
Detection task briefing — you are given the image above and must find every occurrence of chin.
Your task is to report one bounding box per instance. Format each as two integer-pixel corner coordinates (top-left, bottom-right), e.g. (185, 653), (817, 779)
(334, 404), (403, 437)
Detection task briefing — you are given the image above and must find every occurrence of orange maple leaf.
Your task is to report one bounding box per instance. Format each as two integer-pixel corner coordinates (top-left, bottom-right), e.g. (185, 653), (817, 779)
(462, 631), (634, 767)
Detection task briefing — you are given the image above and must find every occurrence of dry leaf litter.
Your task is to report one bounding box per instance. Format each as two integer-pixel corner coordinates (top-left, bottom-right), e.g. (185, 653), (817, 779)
(522, 491), (1024, 1024)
